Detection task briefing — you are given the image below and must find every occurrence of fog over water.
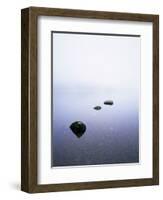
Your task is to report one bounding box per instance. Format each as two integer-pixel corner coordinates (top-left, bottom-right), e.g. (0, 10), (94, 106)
(52, 32), (140, 167)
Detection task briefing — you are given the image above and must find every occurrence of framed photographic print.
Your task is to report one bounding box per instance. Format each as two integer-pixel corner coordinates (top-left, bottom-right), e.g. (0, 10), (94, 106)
(21, 7), (159, 193)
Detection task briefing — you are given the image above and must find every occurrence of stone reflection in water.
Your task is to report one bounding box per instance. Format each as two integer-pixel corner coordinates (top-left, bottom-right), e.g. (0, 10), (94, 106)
(93, 106), (102, 110)
(104, 100), (114, 105)
(70, 121), (86, 138)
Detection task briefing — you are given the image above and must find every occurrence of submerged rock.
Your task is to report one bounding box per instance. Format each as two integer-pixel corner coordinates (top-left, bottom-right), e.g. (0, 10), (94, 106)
(104, 100), (114, 105)
(70, 121), (86, 138)
(93, 106), (102, 110)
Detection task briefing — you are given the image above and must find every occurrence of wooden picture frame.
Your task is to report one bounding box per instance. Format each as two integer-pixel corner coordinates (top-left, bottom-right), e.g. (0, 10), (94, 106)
(21, 7), (159, 193)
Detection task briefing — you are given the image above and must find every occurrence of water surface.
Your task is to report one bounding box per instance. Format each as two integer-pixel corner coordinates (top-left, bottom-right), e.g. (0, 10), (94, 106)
(52, 88), (139, 167)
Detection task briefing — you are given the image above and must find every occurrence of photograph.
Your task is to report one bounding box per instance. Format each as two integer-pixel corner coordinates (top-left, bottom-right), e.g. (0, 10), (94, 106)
(52, 31), (140, 167)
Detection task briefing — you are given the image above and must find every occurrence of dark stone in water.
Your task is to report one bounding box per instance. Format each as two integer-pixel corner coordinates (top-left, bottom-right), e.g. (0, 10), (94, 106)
(70, 121), (86, 138)
(104, 100), (114, 105)
(94, 106), (102, 110)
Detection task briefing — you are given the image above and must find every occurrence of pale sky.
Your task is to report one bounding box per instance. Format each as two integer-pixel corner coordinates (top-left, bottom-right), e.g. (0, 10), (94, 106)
(52, 32), (140, 91)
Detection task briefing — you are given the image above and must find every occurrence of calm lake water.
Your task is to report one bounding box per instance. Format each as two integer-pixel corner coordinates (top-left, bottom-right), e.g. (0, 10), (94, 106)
(52, 88), (139, 167)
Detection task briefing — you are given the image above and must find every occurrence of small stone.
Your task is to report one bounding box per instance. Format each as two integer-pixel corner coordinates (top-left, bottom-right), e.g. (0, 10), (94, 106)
(104, 100), (114, 105)
(70, 121), (86, 138)
(93, 106), (102, 110)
